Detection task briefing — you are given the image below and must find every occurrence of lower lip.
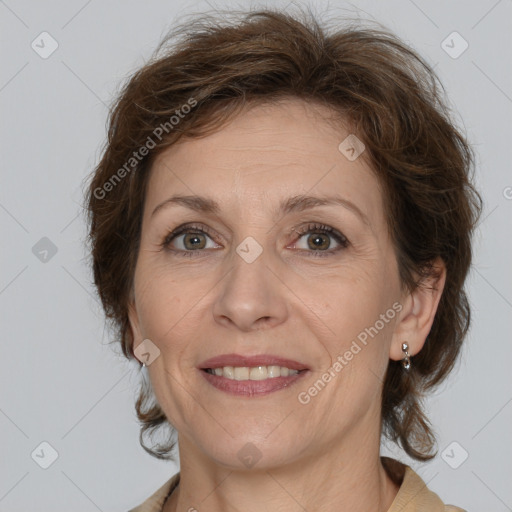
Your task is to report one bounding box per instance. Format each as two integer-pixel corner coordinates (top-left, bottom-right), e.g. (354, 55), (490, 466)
(200, 369), (308, 396)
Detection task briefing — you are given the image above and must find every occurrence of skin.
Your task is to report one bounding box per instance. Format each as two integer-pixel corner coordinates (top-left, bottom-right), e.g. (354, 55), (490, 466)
(128, 97), (446, 512)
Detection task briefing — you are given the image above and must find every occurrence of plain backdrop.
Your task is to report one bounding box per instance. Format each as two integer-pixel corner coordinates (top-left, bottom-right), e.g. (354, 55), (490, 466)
(1, 0), (511, 510)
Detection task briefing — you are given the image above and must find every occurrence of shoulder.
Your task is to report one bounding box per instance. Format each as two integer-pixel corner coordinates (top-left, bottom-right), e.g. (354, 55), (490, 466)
(128, 472), (180, 512)
(382, 457), (466, 512)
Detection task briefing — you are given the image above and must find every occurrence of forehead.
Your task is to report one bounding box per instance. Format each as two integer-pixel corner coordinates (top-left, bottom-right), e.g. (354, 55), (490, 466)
(146, 98), (384, 226)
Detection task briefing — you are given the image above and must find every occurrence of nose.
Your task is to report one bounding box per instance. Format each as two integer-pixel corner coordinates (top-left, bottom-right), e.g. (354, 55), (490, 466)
(212, 249), (289, 332)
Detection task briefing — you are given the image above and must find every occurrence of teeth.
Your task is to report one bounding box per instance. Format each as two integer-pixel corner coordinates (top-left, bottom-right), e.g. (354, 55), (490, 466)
(234, 367), (249, 380)
(207, 365), (300, 381)
(249, 366), (267, 380)
(267, 365), (281, 378)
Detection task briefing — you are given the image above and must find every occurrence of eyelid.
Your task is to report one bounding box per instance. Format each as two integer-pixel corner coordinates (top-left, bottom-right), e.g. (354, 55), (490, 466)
(291, 223), (348, 244)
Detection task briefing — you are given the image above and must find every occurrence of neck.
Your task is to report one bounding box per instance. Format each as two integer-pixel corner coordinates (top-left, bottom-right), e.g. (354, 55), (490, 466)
(163, 431), (401, 512)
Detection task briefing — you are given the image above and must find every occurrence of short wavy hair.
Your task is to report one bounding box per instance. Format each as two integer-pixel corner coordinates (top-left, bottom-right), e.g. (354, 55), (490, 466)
(86, 7), (482, 461)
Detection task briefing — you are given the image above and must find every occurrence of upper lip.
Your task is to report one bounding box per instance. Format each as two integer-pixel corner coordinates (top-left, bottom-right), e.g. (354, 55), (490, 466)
(199, 353), (309, 371)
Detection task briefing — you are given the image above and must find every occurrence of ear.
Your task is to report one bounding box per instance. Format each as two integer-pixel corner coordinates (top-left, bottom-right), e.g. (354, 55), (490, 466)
(389, 257), (447, 361)
(127, 289), (144, 356)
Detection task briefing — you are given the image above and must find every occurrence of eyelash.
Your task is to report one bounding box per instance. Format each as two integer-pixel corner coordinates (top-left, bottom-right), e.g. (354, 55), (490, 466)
(161, 222), (349, 258)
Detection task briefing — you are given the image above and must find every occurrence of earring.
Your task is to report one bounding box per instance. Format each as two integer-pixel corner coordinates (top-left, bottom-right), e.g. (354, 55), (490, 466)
(401, 342), (411, 370)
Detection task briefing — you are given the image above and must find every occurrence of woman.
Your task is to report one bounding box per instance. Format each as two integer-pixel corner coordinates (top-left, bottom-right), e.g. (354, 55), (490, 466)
(86, 8), (481, 512)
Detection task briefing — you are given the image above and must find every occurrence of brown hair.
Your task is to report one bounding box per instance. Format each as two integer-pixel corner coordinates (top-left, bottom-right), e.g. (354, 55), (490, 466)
(86, 7), (482, 461)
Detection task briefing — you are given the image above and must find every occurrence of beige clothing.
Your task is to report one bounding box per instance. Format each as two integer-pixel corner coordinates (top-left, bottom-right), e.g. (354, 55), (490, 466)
(129, 457), (466, 512)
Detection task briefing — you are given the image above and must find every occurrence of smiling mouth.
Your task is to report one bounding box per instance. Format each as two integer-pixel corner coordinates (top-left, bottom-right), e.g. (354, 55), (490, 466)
(200, 365), (308, 397)
(204, 365), (304, 380)
(198, 354), (309, 396)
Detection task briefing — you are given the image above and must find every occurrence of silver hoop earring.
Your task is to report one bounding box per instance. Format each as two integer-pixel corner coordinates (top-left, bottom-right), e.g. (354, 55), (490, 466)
(401, 342), (411, 370)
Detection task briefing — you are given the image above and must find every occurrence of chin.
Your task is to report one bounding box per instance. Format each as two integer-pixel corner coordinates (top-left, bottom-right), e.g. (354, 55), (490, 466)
(195, 432), (305, 471)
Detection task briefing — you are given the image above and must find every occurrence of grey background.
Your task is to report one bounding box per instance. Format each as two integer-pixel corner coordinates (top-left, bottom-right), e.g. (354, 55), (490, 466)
(1, 0), (511, 510)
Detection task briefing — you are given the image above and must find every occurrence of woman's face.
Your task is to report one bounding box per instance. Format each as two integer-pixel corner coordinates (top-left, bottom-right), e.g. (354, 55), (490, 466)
(129, 98), (408, 469)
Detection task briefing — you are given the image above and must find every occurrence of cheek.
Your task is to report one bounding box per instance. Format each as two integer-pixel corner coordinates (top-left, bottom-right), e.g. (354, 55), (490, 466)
(307, 260), (398, 374)
(134, 268), (187, 342)
(315, 266), (392, 329)
(309, 278), (397, 410)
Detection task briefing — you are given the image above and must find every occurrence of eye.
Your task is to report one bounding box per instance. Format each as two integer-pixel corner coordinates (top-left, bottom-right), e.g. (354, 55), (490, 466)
(161, 223), (220, 256)
(291, 223), (349, 257)
(161, 222), (349, 258)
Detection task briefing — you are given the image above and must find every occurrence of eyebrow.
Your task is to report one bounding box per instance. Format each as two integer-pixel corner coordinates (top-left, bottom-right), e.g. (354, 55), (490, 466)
(151, 193), (370, 226)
